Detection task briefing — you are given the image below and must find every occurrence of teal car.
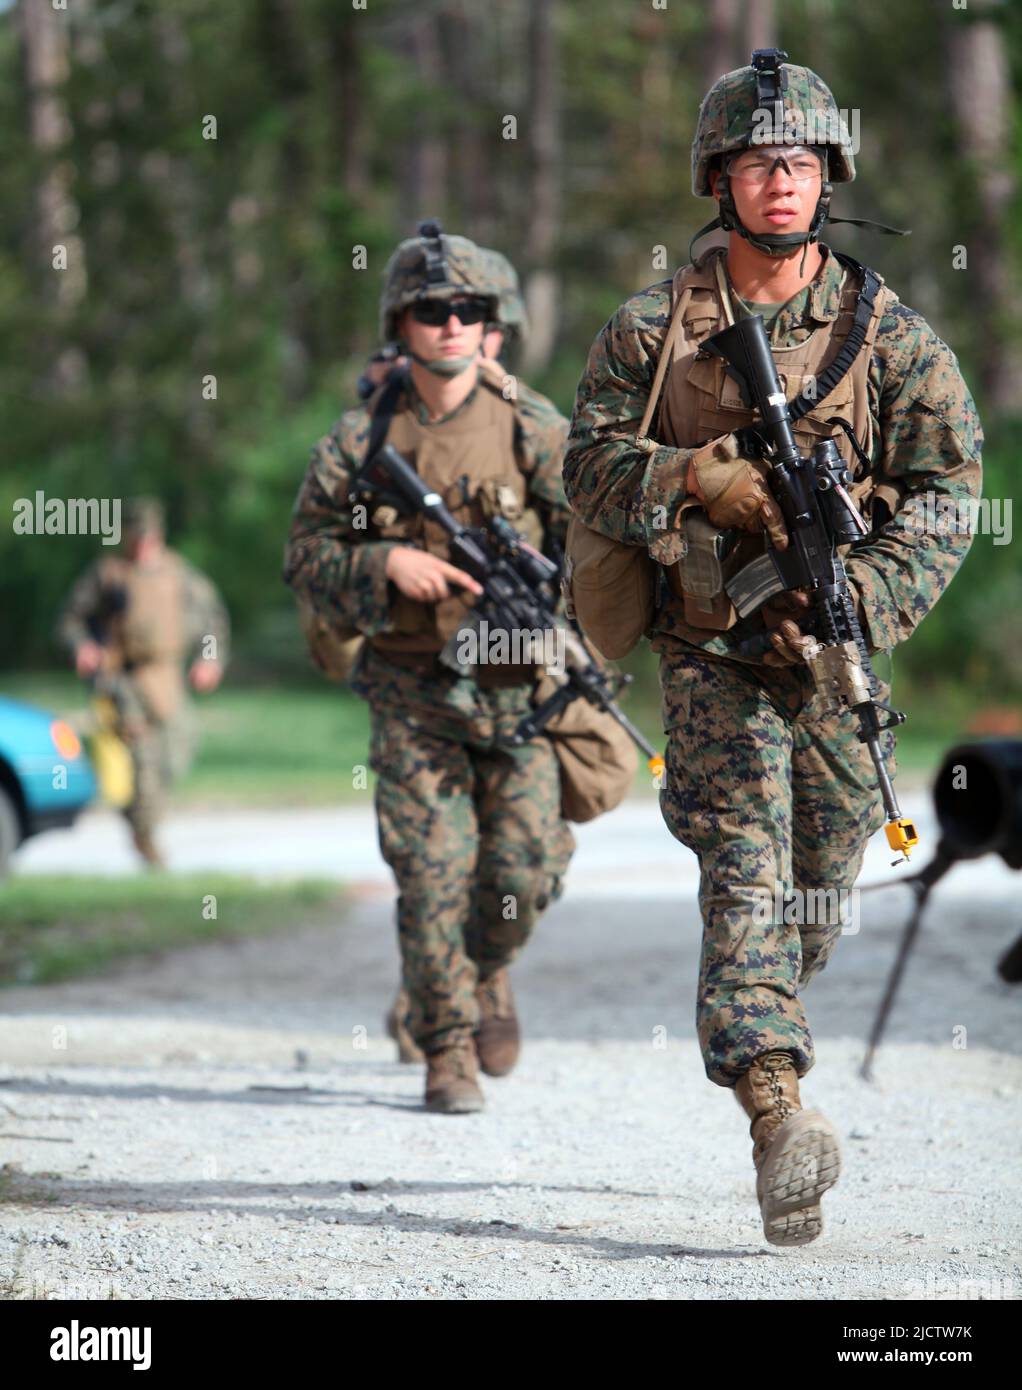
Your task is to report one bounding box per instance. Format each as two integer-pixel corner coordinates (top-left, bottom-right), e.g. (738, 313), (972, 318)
(0, 697), (97, 872)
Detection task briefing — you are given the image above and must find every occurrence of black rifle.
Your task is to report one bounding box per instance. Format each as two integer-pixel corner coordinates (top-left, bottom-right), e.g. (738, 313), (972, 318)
(701, 313), (918, 863)
(349, 443), (664, 772)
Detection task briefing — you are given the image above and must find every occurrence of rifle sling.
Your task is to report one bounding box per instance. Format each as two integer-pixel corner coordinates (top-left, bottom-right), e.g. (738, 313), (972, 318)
(787, 252), (880, 424)
(364, 366), (410, 464)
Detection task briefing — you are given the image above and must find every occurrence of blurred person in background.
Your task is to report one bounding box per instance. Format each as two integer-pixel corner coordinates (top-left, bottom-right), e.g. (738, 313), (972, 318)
(58, 497), (230, 868)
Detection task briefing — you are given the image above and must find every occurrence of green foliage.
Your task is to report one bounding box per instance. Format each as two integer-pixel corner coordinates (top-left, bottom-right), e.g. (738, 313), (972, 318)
(1, 0), (1018, 711)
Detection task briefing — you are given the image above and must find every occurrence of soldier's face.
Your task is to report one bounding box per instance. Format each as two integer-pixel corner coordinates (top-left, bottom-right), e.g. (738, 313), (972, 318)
(125, 530), (165, 563)
(399, 303), (485, 366)
(711, 148), (822, 240)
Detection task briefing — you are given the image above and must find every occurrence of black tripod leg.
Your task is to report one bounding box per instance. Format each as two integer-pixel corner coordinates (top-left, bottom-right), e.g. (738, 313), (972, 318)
(860, 880), (933, 1083)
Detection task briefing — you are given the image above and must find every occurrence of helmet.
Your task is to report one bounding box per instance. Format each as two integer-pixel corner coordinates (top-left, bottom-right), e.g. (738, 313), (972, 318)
(478, 248), (529, 345)
(379, 220), (499, 342)
(692, 49), (855, 196)
(122, 497), (165, 538)
(690, 49), (855, 262)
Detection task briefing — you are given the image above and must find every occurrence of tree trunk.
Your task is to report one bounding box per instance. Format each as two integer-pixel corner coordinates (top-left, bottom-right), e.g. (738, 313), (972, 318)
(745, 0), (777, 55)
(17, 0), (87, 391)
(943, 0), (1022, 414)
(397, 14), (448, 233)
(520, 0), (561, 379)
(331, 10), (368, 201)
(705, 0), (741, 90)
(442, 0), (495, 243)
(258, 0), (317, 396)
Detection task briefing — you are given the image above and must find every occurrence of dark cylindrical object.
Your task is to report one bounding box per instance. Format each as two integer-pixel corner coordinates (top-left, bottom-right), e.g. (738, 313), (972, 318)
(374, 445), (449, 522)
(998, 932), (1022, 984)
(813, 439), (867, 546)
(933, 740), (1022, 868)
(702, 316), (801, 466)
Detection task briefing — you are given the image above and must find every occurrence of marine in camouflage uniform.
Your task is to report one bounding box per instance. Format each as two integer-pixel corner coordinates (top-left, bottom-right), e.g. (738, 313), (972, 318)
(371, 246), (535, 1067)
(563, 51), (982, 1243)
(283, 223), (576, 1113)
(58, 498), (230, 867)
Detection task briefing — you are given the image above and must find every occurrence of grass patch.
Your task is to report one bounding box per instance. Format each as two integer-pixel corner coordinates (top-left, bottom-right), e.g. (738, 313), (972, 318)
(3, 668), (984, 810)
(0, 874), (344, 986)
(177, 685), (370, 806)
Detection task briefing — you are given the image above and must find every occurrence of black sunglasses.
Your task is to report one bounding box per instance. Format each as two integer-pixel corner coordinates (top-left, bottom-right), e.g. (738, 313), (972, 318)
(409, 297), (489, 327)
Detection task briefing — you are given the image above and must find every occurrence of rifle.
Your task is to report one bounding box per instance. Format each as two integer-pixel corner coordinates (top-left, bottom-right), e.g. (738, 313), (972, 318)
(349, 443), (664, 775)
(701, 314), (918, 863)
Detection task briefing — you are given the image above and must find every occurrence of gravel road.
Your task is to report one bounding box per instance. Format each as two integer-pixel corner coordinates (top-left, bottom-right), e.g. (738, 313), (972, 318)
(2, 798), (1021, 1301)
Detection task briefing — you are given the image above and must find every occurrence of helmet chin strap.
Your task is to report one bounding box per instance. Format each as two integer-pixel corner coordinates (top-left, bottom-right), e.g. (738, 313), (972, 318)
(688, 170), (910, 274)
(405, 346), (479, 378)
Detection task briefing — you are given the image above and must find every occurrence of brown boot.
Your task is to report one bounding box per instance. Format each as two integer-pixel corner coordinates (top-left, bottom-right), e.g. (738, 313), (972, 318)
(131, 828), (165, 869)
(424, 1040), (485, 1114)
(734, 1051), (841, 1248)
(385, 987), (425, 1064)
(474, 969), (520, 1077)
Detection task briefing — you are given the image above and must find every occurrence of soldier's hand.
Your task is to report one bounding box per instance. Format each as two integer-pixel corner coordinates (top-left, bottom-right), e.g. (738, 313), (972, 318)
(762, 619), (817, 667)
(690, 433), (788, 549)
(364, 354), (408, 388)
(75, 641), (104, 678)
(695, 454), (788, 550)
(760, 587), (811, 630)
(356, 352), (409, 401)
(385, 547), (483, 603)
(189, 659), (222, 693)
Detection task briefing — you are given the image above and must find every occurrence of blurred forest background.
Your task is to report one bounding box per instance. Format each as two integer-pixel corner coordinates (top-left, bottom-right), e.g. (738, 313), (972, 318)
(2, 0), (1020, 790)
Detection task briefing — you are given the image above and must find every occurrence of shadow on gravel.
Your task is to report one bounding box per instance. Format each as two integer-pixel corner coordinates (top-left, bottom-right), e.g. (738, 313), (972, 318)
(7, 1174), (767, 1263)
(0, 1076), (416, 1108)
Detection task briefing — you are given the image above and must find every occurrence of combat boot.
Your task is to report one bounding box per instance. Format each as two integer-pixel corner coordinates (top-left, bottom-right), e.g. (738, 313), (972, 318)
(424, 1040), (485, 1114)
(474, 968), (520, 1076)
(734, 1050), (841, 1248)
(131, 829), (165, 869)
(385, 987), (425, 1064)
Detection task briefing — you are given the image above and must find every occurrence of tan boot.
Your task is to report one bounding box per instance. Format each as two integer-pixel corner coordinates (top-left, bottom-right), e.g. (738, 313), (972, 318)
(131, 828), (165, 869)
(474, 969), (520, 1077)
(424, 1040), (485, 1114)
(734, 1051), (841, 1248)
(385, 987), (425, 1064)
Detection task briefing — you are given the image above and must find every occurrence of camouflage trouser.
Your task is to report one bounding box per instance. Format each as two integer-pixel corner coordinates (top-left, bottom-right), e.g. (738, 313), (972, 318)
(113, 681), (195, 838)
(369, 692), (576, 1053)
(657, 644), (895, 1088)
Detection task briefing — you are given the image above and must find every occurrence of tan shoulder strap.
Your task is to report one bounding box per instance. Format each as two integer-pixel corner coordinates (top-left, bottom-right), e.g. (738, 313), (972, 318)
(635, 287), (692, 449)
(713, 255), (737, 328)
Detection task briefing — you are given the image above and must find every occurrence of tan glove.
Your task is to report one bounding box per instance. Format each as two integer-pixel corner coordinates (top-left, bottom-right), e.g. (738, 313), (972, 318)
(691, 435), (788, 550)
(760, 579), (867, 666)
(762, 618), (817, 667)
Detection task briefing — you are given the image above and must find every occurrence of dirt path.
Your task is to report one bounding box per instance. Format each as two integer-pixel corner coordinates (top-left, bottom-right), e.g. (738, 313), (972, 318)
(2, 811), (1021, 1301)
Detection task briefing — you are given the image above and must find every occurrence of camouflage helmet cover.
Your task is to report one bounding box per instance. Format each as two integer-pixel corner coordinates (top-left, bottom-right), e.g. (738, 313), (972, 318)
(122, 496), (166, 537)
(478, 247), (529, 343)
(380, 221), (501, 341)
(691, 58), (856, 197)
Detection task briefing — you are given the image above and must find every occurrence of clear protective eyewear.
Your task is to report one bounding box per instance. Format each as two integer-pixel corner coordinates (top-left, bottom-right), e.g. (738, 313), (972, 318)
(728, 145), (825, 184)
